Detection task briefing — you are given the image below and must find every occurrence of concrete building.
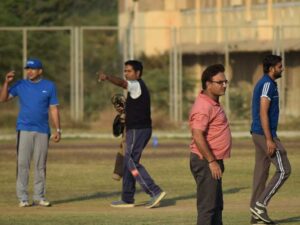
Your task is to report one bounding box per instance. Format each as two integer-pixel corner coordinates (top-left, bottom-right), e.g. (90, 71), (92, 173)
(118, 0), (300, 119)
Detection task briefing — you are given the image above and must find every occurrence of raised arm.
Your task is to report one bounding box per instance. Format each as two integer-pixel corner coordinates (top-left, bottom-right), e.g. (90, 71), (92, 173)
(98, 72), (128, 89)
(0, 71), (15, 102)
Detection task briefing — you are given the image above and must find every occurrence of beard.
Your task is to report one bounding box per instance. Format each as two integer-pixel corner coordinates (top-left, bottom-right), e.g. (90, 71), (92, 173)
(274, 72), (282, 79)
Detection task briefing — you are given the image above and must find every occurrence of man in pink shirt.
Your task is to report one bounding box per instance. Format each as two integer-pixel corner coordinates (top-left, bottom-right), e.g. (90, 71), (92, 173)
(189, 64), (232, 225)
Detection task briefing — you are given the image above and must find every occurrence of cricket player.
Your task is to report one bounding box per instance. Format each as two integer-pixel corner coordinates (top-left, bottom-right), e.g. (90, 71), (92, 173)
(98, 60), (166, 208)
(0, 58), (61, 207)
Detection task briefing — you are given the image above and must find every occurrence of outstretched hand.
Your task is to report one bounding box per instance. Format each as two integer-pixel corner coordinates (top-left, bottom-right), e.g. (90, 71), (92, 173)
(97, 71), (107, 82)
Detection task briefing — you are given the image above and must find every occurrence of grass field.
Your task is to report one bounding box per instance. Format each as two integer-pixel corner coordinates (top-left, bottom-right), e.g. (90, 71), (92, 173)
(0, 138), (299, 225)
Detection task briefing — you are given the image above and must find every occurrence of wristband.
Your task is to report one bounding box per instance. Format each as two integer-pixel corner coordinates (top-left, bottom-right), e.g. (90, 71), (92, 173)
(208, 159), (216, 164)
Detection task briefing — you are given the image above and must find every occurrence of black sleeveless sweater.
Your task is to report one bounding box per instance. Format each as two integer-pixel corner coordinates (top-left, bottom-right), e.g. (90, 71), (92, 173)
(125, 79), (152, 129)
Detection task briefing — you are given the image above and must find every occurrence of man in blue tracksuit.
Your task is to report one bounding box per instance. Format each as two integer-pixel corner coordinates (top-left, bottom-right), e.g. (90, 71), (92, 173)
(98, 60), (166, 208)
(0, 58), (61, 207)
(250, 55), (291, 224)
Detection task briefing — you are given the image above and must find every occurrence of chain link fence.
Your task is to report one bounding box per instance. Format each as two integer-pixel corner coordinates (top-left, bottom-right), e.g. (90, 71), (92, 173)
(0, 25), (300, 131)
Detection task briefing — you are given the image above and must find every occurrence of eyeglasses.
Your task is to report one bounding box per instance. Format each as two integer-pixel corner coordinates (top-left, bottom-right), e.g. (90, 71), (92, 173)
(210, 80), (228, 85)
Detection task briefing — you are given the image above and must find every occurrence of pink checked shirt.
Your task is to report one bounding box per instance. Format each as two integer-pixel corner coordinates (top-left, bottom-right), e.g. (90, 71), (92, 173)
(189, 92), (232, 160)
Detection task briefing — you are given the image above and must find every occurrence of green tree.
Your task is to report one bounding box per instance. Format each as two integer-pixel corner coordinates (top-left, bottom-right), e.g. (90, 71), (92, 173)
(0, 0), (119, 125)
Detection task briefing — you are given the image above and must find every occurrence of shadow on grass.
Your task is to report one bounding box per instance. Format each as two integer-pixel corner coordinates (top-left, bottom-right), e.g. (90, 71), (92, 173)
(276, 216), (300, 224)
(223, 186), (249, 194)
(52, 186), (248, 206)
(52, 190), (143, 205)
(160, 186), (249, 208)
(52, 192), (120, 205)
(160, 193), (195, 207)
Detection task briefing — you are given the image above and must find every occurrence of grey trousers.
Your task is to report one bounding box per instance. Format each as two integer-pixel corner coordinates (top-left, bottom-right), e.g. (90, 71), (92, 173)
(16, 131), (49, 202)
(250, 134), (291, 207)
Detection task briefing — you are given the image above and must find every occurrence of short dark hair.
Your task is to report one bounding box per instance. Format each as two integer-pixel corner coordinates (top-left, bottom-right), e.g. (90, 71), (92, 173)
(263, 54), (282, 74)
(125, 60), (143, 76)
(201, 64), (225, 90)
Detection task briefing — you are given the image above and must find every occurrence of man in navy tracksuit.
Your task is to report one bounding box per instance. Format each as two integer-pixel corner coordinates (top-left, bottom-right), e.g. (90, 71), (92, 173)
(250, 55), (291, 224)
(98, 60), (166, 208)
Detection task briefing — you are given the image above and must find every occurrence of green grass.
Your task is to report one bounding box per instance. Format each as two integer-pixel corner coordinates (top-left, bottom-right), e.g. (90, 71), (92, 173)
(0, 138), (299, 225)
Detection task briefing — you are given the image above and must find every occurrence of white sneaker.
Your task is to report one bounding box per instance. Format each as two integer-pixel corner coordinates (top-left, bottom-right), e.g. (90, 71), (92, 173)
(19, 201), (30, 207)
(145, 191), (167, 209)
(37, 199), (51, 207)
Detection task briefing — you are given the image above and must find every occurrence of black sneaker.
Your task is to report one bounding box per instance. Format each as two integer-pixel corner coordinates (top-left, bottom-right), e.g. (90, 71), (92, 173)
(250, 202), (273, 224)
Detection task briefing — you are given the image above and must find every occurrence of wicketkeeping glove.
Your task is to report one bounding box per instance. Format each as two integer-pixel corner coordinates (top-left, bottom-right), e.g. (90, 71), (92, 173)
(111, 94), (126, 137)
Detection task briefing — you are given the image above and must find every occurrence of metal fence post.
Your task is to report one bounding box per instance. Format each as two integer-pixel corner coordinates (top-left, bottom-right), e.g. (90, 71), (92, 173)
(70, 27), (75, 120)
(71, 26), (84, 122)
(223, 26), (231, 118)
(173, 27), (178, 123)
(169, 27), (174, 121)
(22, 28), (27, 79)
(178, 27), (183, 123)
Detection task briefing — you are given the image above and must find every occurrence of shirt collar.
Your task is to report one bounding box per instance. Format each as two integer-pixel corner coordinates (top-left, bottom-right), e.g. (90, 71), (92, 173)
(199, 91), (220, 106)
(26, 77), (43, 83)
(263, 74), (277, 86)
